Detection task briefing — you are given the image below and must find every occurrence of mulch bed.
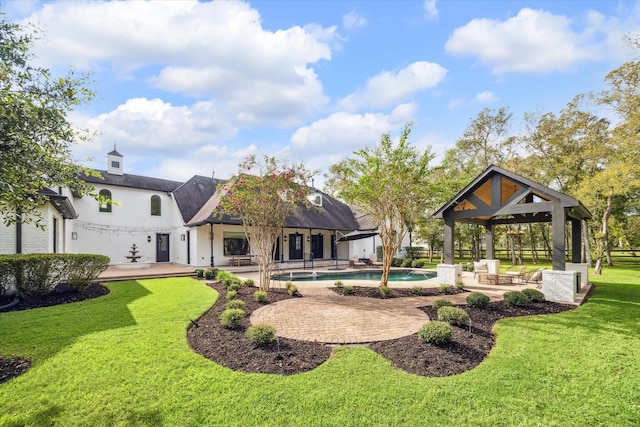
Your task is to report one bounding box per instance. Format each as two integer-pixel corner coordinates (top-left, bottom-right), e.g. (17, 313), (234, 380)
(1, 280), (576, 382)
(330, 284), (466, 298)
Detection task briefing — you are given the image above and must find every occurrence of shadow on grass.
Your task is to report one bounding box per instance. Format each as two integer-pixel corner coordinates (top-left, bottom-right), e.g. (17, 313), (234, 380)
(0, 280), (151, 363)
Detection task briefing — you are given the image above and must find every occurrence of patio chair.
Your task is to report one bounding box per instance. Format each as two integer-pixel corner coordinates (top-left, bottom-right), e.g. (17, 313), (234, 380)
(522, 268), (545, 288)
(473, 261), (489, 278)
(369, 253), (383, 268)
(505, 265), (527, 284)
(350, 254), (366, 269)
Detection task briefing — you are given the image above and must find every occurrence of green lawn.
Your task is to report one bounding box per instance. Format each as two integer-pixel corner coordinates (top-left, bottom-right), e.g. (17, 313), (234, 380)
(1, 270), (639, 426)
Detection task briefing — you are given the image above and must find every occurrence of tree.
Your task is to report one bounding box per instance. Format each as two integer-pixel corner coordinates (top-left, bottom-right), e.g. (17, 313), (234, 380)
(0, 15), (98, 226)
(215, 155), (314, 291)
(326, 123), (434, 286)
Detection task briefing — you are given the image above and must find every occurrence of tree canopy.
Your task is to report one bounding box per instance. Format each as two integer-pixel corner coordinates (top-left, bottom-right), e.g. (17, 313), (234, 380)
(215, 155), (314, 290)
(326, 123), (434, 286)
(0, 15), (98, 225)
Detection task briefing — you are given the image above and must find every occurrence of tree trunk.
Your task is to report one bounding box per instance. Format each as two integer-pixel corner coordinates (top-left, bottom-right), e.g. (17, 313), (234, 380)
(594, 257), (603, 275)
(581, 219), (592, 266)
(540, 224), (552, 259)
(603, 195), (613, 267)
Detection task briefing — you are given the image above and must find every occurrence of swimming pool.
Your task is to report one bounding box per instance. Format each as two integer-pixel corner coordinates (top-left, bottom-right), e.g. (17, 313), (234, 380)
(272, 269), (436, 282)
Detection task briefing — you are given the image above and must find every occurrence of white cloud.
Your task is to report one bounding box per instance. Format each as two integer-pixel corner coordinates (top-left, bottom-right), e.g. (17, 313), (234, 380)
(290, 103), (415, 155)
(23, 0), (337, 126)
(343, 11), (367, 30)
(445, 8), (597, 74)
(424, 0), (438, 21)
(475, 91), (498, 103)
(339, 61), (447, 111)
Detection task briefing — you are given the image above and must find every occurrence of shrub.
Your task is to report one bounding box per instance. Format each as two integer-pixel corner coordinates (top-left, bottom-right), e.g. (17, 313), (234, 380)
(253, 290), (268, 303)
(242, 279), (255, 287)
(437, 306), (470, 326)
(219, 308), (245, 329)
(439, 283), (451, 294)
(286, 283), (298, 296)
(410, 286), (422, 295)
(522, 288), (545, 302)
(418, 321), (453, 345)
(227, 281), (242, 292)
(225, 290), (237, 300)
(334, 280), (344, 288)
(402, 258), (413, 267)
(246, 323), (277, 346)
(379, 285), (391, 298)
(342, 285), (353, 295)
(503, 290), (529, 307)
(225, 299), (245, 310)
(285, 281), (295, 290)
(411, 259), (424, 268)
(216, 270), (233, 281)
(203, 269), (216, 280)
(392, 258), (403, 267)
(432, 298), (453, 310)
(466, 293), (490, 308)
(64, 254), (110, 291)
(195, 269), (204, 278)
(455, 280), (464, 290)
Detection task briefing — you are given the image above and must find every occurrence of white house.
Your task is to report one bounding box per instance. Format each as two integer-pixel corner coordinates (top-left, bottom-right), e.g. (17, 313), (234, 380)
(1, 149), (408, 267)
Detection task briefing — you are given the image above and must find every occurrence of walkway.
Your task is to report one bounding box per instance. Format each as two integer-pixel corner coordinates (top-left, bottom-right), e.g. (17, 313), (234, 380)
(251, 287), (502, 344)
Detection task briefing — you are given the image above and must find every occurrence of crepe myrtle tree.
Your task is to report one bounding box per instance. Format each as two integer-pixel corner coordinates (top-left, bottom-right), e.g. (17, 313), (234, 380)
(215, 155), (314, 291)
(327, 123), (434, 286)
(0, 16), (101, 226)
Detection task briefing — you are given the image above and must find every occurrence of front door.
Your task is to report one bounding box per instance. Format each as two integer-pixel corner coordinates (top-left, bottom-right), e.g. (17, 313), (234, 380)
(156, 233), (170, 262)
(288, 233), (303, 260)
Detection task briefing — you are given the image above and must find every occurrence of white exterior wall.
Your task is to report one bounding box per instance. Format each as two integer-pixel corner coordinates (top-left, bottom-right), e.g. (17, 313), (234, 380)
(68, 185), (181, 264)
(349, 233), (411, 261)
(0, 205), (63, 255)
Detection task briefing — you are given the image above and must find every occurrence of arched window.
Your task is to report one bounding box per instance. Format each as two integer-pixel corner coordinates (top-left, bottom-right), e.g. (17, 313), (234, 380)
(151, 195), (161, 216)
(99, 189), (112, 213)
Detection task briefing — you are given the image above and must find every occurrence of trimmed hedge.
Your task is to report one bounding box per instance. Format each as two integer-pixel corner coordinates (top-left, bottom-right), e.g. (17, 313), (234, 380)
(466, 293), (490, 308)
(219, 308), (245, 329)
(437, 306), (470, 326)
(246, 323), (277, 346)
(418, 321), (453, 345)
(504, 290), (529, 306)
(432, 298), (453, 310)
(0, 253), (109, 298)
(522, 288), (545, 302)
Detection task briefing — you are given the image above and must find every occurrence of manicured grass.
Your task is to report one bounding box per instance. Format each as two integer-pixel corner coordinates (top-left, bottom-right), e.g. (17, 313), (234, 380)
(1, 272), (640, 425)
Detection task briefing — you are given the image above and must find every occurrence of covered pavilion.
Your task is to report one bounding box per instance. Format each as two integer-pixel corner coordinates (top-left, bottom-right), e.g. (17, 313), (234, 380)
(432, 165), (592, 302)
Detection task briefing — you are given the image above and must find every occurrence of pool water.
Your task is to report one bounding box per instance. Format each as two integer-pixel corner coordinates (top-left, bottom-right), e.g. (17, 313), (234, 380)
(272, 269), (436, 282)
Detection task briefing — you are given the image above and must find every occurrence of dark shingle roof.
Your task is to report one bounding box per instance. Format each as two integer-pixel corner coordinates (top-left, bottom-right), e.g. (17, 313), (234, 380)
(81, 170), (183, 193)
(172, 176), (221, 223)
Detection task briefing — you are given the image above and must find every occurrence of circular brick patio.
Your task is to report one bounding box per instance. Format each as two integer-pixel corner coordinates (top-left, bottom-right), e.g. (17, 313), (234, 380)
(250, 291), (471, 344)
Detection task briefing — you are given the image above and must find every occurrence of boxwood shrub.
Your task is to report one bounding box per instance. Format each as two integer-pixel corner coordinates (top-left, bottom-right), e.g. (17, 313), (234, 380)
(432, 298), (453, 310)
(503, 290), (529, 306)
(411, 259), (424, 268)
(522, 288), (545, 302)
(225, 299), (245, 310)
(379, 285), (391, 298)
(418, 321), (453, 345)
(225, 290), (237, 300)
(253, 290), (268, 303)
(219, 308), (245, 328)
(437, 306), (470, 326)
(466, 293), (490, 308)
(246, 323), (277, 346)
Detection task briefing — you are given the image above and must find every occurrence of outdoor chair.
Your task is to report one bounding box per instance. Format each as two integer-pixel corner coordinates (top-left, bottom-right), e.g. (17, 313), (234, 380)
(350, 254), (366, 269)
(473, 261), (489, 278)
(522, 268), (545, 288)
(505, 265), (527, 284)
(369, 253), (383, 268)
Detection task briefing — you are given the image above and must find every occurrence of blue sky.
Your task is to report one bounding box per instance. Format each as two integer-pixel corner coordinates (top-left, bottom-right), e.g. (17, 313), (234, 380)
(7, 1), (640, 187)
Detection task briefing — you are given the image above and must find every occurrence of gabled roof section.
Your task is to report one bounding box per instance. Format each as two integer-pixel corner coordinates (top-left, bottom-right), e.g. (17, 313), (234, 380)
(432, 165), (591, 224)
(80, 170), (183, 193)
(187, 188), (363, 231)
(172, 176), (222, 224)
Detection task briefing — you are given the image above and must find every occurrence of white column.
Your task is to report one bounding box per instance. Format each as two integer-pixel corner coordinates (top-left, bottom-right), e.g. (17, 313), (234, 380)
(437, 264), (462, 285)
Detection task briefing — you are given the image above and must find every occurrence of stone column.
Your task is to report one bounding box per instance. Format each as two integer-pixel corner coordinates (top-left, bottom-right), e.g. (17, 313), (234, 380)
(542, 270), (579, 303)
(437, 264), (462, 286)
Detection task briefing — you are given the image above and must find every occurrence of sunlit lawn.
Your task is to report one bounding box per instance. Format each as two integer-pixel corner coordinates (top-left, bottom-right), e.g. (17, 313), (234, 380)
(1, 269), (639, 426)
